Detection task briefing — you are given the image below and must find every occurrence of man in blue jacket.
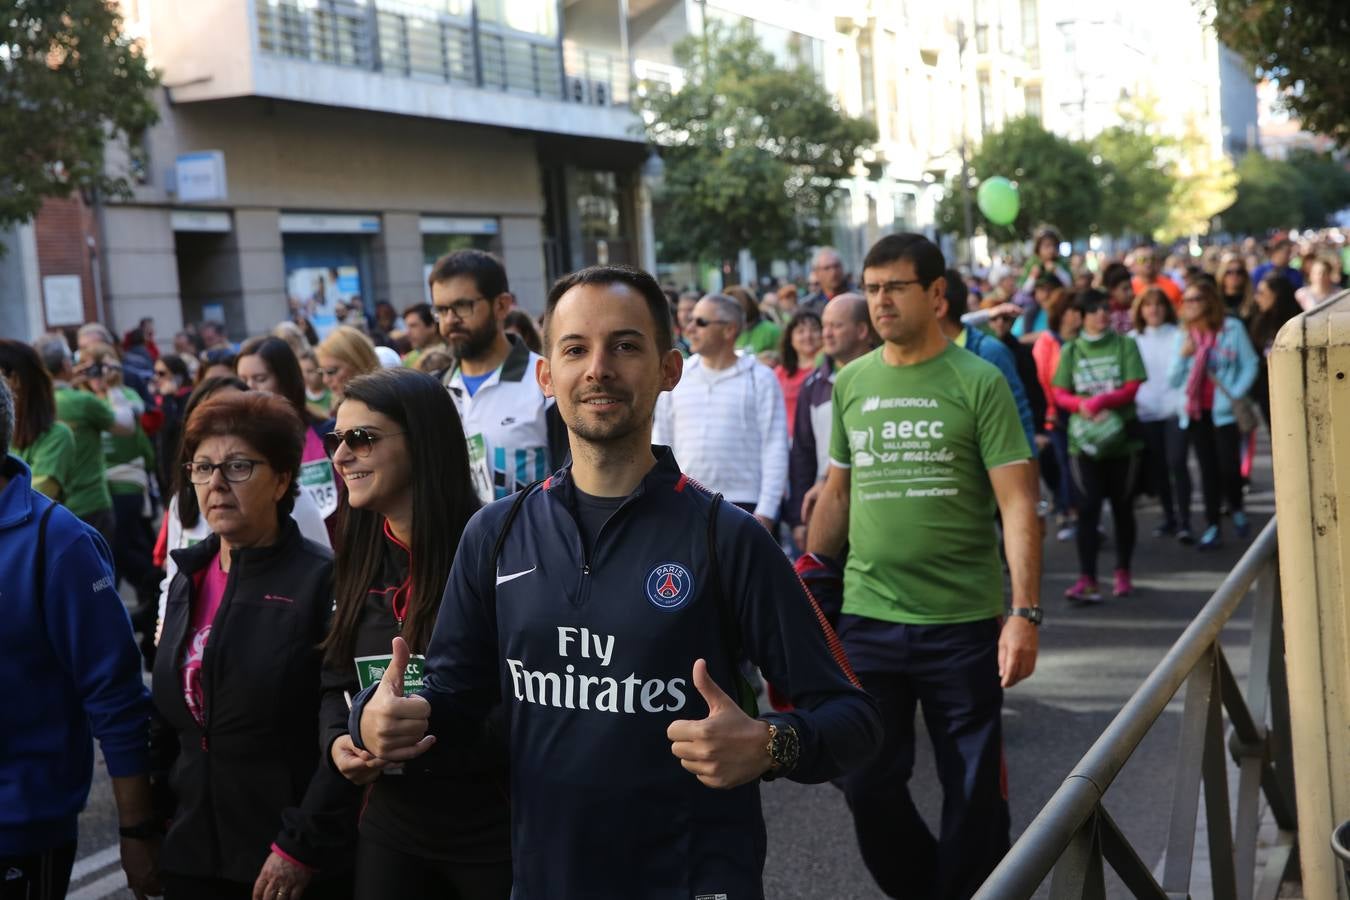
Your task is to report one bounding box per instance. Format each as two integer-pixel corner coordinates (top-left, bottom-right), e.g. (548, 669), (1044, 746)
(352, 264), (882, 899)
(0, 378), (160, 899)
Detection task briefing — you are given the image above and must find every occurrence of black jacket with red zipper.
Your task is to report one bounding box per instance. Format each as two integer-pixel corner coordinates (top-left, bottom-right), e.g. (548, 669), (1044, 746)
(150, 518), (354, 884)
(314, 521), (511, 863)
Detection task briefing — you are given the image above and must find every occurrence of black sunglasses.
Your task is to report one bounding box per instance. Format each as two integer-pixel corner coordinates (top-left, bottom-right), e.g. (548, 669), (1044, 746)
(322, 427), (405, 458)
(691, 317), (731, 328)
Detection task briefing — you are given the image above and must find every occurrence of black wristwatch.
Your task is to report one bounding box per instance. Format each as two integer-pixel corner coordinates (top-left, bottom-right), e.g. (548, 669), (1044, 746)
(1007, 606), (1043, 626)
(761, 721), (800, 781)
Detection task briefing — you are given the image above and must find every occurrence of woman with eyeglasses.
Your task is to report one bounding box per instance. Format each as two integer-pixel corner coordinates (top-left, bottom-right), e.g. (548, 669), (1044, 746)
(316, 326), (380, 409)
(1128, 288), (1191, 542)
(151, 391), (350, 900)
(0, 339), (76, 502)
(237, 337), (342, 529)
(317, 368), (510, 899)
(1168, 280), (1259, 550)
(155, 377), (330, 649)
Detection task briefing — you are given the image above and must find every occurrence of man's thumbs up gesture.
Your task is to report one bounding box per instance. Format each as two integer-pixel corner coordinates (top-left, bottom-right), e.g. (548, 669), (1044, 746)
(666, 659), (773, 789)
(358, 637), (436, 761)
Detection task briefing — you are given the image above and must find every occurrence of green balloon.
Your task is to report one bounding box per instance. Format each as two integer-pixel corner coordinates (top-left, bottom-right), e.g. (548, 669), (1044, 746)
(977, 176), (1020, 226)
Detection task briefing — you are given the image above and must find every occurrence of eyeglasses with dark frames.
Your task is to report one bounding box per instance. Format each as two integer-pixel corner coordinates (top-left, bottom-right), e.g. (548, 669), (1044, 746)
(863, 279), (925, 297)
(323, 427), (405, 458)
(690, 317), (732, 328)
(432, 297), (490, 322)
(185, 458), (268, 484)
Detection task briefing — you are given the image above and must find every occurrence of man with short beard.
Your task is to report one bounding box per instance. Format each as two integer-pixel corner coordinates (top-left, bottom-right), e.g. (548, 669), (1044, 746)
(429, 250), (566, 502)
(347, 265), (880, 900)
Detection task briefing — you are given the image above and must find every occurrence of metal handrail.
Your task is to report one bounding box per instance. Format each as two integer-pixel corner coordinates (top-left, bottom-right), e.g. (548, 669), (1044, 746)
(975, 518), (1294, 899)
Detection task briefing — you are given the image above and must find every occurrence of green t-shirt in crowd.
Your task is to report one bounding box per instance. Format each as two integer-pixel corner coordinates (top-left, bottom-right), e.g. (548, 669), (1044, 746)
(102, 386), (155, 497)
(1051, 331), (1147, 456)
(54, 386), (114, 516)
(829, 343), (1032, 625)
(736, 319), (782, 355)
(17, 422), (76, 501)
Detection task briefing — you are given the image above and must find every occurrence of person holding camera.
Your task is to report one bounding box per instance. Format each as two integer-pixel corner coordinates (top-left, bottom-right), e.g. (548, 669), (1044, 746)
(33, 334), (137, 544)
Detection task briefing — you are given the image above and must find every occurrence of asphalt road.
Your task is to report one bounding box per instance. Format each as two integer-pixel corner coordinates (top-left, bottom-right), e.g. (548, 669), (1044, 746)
(70, 452), (1275, 900)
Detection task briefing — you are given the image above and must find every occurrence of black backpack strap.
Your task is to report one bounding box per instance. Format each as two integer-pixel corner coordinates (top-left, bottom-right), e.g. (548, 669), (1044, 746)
(33, 499), (58, 625)
(490, 480), (544, 597)
(707, 493), (758, 717)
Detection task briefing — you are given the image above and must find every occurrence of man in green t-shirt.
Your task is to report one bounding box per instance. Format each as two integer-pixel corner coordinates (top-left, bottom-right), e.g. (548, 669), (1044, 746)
(34, 335), (135, 544)
(807, 233), (1042, 900)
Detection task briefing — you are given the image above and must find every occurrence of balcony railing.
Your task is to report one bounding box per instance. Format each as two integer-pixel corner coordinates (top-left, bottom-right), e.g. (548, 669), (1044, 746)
(254, 0), (628, 107)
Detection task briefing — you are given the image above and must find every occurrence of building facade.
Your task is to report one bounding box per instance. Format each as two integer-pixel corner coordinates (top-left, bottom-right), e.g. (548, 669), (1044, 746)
(9, 0), (650, 343)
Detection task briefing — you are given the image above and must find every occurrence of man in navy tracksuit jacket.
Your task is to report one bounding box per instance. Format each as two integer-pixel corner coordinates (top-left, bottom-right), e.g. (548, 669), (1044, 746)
(0, 438), (158, 894)
(352, 264), (881, 899)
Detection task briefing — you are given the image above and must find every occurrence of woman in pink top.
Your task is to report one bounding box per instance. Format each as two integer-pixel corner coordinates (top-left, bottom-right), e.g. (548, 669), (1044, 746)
(774, 310), (822, 442)
(151, 393), (347, 900)
(1032, 288), (1081, 540)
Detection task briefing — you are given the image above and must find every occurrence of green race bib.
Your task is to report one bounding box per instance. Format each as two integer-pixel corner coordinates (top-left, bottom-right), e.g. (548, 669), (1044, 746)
(354, 653), (426, 695)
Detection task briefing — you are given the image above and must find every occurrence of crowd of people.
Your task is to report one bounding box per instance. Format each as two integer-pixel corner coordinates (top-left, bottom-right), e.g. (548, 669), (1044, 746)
(0, 228), (1337, 900)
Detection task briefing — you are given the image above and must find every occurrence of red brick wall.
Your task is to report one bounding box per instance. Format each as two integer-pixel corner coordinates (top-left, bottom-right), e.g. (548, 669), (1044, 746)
(34, 195), (99, 331)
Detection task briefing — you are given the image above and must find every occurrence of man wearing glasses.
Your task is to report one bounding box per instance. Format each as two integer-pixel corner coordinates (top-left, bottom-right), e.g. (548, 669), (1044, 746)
(808, 233), (1041, 900)
(652, 293), (788, 532)
(1129, 244), (1183, 307)
(802, 246), (856, 315)
(428, 250), (566, 503)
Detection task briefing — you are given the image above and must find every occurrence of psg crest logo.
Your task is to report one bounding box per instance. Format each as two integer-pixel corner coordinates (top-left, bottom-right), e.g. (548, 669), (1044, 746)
(645, 562), (694, 611)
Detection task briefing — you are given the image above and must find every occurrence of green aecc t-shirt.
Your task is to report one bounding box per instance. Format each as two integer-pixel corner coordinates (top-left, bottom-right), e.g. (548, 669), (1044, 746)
(1051, 331), (1147, 456)
(828, 344), (1031, 625)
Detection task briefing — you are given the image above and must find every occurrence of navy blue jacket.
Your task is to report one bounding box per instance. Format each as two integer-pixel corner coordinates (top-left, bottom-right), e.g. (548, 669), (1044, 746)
(0, 455), (150, 855)
(353, 447), (880, 899)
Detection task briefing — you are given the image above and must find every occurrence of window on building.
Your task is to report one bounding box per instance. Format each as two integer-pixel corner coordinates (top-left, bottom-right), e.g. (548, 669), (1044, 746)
(858, 28), (875, 119)
(978, 72), (992, 134)
(1025, 84), (1042, 120)
(476, 0), (557, 37)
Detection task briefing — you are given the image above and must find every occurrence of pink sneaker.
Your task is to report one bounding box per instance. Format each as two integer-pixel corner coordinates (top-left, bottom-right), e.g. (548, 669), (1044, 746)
(1113, 569), (1133, 598)
(1065, 576), (1102, 605)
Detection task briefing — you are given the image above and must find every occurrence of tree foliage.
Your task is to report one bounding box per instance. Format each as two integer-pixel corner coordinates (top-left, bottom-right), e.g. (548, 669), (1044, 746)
(637, 23), (875, 268)
(1160, 118), (1237, 240)
(1090, 99), (1177, 240)
(1220, 149), (1350, 236)
(1206, 0), (1350, 147)
(936, 116), (1102, 243)
(0, 0), (159, 228)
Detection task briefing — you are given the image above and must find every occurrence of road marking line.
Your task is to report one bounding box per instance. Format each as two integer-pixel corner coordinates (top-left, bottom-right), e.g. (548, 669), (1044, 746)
(66, 869), (126, 900)
(70, 844), (121, 882)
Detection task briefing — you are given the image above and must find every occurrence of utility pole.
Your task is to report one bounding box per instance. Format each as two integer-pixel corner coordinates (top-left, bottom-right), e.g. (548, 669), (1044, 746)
(956, 19), (975, 267)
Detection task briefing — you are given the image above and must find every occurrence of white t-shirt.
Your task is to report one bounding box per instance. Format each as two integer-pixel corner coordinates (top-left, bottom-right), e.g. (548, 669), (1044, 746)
(154, 490), (331, 644)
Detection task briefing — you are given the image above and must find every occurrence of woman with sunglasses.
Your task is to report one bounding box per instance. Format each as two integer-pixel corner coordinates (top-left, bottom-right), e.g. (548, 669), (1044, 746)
(319, 368), (510, 899)
(1169, 280), (1259, 550)
(151, 391), (349, 900)
(1218, 254), (1252, 315)
(237, 336), (342, 529)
